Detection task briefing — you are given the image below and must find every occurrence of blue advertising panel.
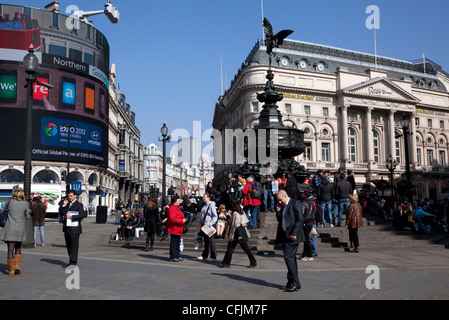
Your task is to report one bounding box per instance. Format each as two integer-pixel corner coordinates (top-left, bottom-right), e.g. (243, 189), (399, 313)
(41, 117), (102, 153)
(71, 181), (82, 195)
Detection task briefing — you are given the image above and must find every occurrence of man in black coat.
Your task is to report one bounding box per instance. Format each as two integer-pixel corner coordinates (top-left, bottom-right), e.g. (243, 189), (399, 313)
(60, 190), (87, 267)
(275, 190), (305, 292)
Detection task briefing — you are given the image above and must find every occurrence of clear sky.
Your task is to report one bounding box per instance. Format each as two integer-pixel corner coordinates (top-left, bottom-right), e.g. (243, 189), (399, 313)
(12, 0), (449, 156)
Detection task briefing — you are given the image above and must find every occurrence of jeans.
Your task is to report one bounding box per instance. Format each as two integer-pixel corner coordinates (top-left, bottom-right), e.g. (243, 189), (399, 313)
(318, 200), (333, 226)
(263, 189), (274, 211)
(33, 225), (45, 245)
(244, 206), (259, 228)
(338, 199), (350, 225)
(310, 223), (317, 255)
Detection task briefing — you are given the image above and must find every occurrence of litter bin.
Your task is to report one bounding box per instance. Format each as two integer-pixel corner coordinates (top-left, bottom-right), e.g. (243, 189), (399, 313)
(96, 205), (108, 224)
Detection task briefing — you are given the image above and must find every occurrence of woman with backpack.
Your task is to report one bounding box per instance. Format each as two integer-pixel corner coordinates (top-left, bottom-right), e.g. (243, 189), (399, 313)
(242, 176), (261, 229)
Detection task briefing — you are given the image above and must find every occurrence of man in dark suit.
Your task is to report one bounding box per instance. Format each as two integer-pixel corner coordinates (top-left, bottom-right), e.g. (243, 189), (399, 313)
(60, 190), (87, 267)
(275, 190), (305, 292)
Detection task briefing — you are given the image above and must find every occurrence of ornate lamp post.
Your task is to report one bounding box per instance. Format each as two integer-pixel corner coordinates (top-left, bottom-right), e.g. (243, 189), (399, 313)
(400, 114), (413, 202)
(159, 122), (171, 206)
(386, 155), (397, 198)
(23, 45), (53, 201)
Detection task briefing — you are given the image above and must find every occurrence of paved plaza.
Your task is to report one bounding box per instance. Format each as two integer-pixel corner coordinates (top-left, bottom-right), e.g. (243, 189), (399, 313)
(0, 216), (448, 301)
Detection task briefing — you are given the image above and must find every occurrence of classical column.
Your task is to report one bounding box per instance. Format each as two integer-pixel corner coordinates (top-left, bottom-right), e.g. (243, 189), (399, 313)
(388, 110), (396, 160)
(340, 105), (349, 163)
(365, 107), (374, 164)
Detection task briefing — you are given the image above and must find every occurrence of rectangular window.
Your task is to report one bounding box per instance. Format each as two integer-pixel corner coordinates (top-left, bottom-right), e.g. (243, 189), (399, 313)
(119, 129), (126, 145)
(439, 151), (445, 166)
(323, 107), (329, 118)
(372, 114), (380, 123)
(285, 103), (291, 114)
(69, 48), (83, 62)
(304, 142), (312, 161)
(427, 150), (433, 166)
(49, 44), (66, 57)
(348, 112), (357, 121)
(428, 119), (432, 128)
(415, 117), (420, 126)
(84, 52), (94, 65)
(440, 121), (445, 129)
(321, 143), (330, 162)
(51, 12), (59, 28)
(395, 138), (401, 164)
(417, 149), (422, 165)
(304, 105), (310, 116)
(252, 102), (258, 113)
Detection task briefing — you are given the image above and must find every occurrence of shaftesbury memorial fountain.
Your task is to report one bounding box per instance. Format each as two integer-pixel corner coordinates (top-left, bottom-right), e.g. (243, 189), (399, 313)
(238, 18), (310, 185)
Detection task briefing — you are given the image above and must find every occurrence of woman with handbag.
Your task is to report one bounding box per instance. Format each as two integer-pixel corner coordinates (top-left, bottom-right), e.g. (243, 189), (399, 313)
(197, 192), (218, 262)
(0, 188), (31, 276)
(166, 195), (187, 262)
(219, 200), (257, 268)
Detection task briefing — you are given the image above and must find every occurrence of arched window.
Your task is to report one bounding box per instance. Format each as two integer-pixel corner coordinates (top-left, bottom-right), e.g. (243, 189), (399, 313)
(88, 173), (98, 186)
(68, 171), (84, 183)
(348, 128), (357, 162)
(0, 169), (23, 183)
(33, 170), (60, 184)
(373, 131), (379, 163)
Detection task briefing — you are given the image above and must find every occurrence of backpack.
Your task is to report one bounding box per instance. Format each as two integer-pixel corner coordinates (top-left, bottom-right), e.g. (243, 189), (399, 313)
(313, 201), (323, 223)
(250, 182), (262, 199)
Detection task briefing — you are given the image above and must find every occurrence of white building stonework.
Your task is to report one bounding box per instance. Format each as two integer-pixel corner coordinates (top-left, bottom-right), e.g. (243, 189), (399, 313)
(213, 40), (449, 201)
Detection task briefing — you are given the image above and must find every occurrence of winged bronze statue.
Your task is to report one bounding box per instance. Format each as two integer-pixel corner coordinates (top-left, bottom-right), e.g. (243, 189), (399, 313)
(263, 18), (294, 55)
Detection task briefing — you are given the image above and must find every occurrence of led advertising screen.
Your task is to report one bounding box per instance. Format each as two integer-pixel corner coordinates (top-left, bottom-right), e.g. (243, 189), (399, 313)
(0, 62), (109, 167)
(0, 6), (110, 167)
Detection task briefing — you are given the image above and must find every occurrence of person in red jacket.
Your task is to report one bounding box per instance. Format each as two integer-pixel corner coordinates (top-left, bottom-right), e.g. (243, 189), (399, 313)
(166, 195), (187, 262)
(242, 177), (261, 228)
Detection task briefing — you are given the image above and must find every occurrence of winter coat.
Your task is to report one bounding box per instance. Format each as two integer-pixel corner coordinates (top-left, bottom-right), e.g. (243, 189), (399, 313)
(346, 202), (363, 229)
(166, 205), (184, 236)
(144, 206), (159, 233)
(32, 201), (47, 226)
(317, 179), (335, 202)
(1, 197), (31, 242)
(242, 182), (262, 207)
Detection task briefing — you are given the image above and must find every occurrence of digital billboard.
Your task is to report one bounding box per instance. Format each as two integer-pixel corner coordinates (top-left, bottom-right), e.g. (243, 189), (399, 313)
(0, 6), (110, 168)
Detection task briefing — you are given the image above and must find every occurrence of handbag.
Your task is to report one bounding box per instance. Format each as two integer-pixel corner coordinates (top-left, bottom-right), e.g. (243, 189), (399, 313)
(0, 199), (11, 228)
(197, 204), (211, 234)
(309, 227), (318, 237)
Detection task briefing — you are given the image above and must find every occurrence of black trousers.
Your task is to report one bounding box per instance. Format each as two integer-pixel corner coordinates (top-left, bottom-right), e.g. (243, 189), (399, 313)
(222, 240), (257, 266)
(283, 240), (300, 289)
(169, 234), (181, 260)
(64, 232), (80, 265)
(348, 228), (359, 248)
(201, 232), (217, 260)
(301, 224), (313, 257)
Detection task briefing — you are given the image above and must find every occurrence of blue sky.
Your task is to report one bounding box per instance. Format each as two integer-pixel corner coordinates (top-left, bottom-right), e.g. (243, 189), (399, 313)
(13, 0), (449, 153)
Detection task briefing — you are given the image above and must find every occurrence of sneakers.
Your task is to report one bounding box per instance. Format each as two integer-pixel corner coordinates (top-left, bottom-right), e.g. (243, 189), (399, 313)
(300, 256), (314, 261)
(197, 256), (216, 262)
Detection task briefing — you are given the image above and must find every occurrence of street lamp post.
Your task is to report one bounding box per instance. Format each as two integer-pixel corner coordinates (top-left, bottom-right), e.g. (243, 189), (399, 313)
(23, 45), (53, 199)
(400, 114), (413, 202)
(159, 122), (171, 206)
(23, 45), (53, 248)
(386, 155), (397, 198)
